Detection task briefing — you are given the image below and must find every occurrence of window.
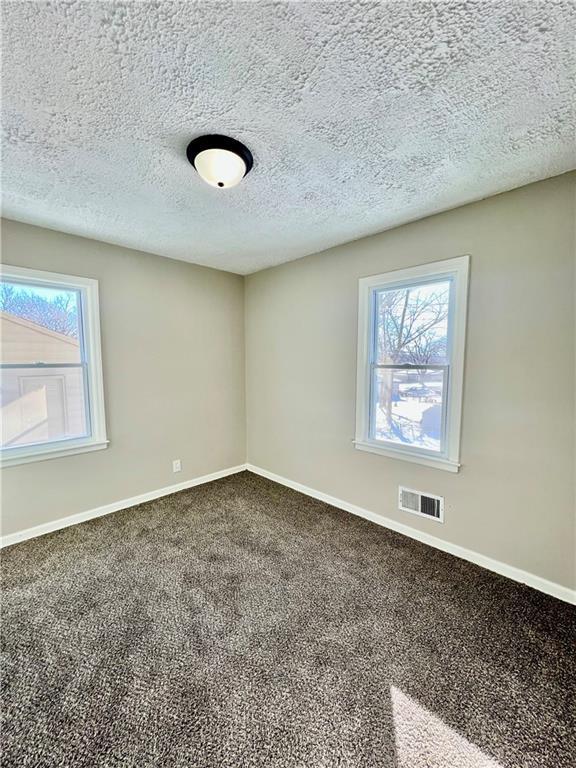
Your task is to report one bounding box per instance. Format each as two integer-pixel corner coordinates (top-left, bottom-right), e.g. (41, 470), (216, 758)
(355, 256), (469, 472)
(0, 265), (107, 466)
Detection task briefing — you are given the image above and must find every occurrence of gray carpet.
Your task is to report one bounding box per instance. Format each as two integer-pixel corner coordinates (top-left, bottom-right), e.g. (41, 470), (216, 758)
(1, 471), (575, 767)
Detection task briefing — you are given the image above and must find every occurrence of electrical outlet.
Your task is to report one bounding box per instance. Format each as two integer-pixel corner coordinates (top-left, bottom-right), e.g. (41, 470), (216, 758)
(172, 459), (182, 473)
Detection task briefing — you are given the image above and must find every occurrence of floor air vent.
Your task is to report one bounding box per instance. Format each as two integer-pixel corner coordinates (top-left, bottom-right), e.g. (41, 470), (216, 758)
(399, 486), (444, 523)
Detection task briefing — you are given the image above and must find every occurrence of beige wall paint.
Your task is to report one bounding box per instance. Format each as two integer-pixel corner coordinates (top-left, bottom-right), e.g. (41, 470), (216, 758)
(1, 219), (246, 536)
(245, 174), (576, 590)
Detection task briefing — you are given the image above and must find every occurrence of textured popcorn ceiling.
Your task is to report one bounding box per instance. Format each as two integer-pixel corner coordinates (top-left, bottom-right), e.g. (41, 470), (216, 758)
(2, 1), (575, 274)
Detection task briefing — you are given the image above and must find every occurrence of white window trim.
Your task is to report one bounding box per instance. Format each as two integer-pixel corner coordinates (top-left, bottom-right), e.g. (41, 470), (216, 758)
(0, 264), (108, 467)
(354, 255), (469, 473)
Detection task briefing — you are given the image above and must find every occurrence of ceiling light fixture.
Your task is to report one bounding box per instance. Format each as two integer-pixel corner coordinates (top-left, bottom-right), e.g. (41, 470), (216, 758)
(186, 134), (253, 189)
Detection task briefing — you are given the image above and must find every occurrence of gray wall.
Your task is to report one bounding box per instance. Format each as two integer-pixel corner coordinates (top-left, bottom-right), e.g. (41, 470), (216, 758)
(1, 219), (246, 535)
(245, 174), (576, 590)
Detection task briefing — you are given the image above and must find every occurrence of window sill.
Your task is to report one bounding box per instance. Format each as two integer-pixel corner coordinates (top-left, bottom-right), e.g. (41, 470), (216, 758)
(353, 440), (460, 473)
(1, 440), (109, 468)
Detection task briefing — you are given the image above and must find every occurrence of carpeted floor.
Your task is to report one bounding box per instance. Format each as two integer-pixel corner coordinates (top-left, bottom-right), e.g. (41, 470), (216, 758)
(1, 471), (575, 767)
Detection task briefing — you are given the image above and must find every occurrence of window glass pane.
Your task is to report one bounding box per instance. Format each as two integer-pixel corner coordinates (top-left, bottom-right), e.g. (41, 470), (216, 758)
(0, 281), (81, 363)
(1, 368), (88, 447)
(375, 279), (451, 365)
(1, 280), (90, 450)
(371, 367), (445, 452)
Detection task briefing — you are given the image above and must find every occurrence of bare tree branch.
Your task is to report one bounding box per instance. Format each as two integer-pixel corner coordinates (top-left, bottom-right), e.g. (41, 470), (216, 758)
(0, 285), (78, 337)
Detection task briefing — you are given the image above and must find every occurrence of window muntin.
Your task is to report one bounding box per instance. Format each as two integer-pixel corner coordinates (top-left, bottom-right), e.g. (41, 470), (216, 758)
(0, 266), (107, 466)
(355, 257), (468, 472)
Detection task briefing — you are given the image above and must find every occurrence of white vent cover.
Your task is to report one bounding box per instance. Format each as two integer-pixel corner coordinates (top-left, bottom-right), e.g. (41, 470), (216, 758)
(399, 486), (444, 523)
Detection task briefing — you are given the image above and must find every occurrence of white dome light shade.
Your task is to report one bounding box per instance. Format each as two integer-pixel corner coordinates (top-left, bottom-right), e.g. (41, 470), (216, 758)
(193, 148), (246, 189)
(186, 135), (253, 189)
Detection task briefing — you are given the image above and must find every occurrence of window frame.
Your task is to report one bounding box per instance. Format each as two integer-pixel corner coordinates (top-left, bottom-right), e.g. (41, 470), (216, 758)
(0, 264), (108, 467)
(354, 256), (469, 473)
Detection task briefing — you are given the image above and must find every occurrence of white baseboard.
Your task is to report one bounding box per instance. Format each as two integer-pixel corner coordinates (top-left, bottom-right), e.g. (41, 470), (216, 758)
(0, 464), (248, 549)
(3, 460), (574, 605)
(246, 464), (576, 605)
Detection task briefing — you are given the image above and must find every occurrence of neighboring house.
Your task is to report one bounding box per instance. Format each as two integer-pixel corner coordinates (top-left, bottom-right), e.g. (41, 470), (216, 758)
(0, 311), (86, 447)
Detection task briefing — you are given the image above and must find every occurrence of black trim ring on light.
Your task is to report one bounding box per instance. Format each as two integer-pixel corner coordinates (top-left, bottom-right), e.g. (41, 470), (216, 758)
(186, 135), (253, 181)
